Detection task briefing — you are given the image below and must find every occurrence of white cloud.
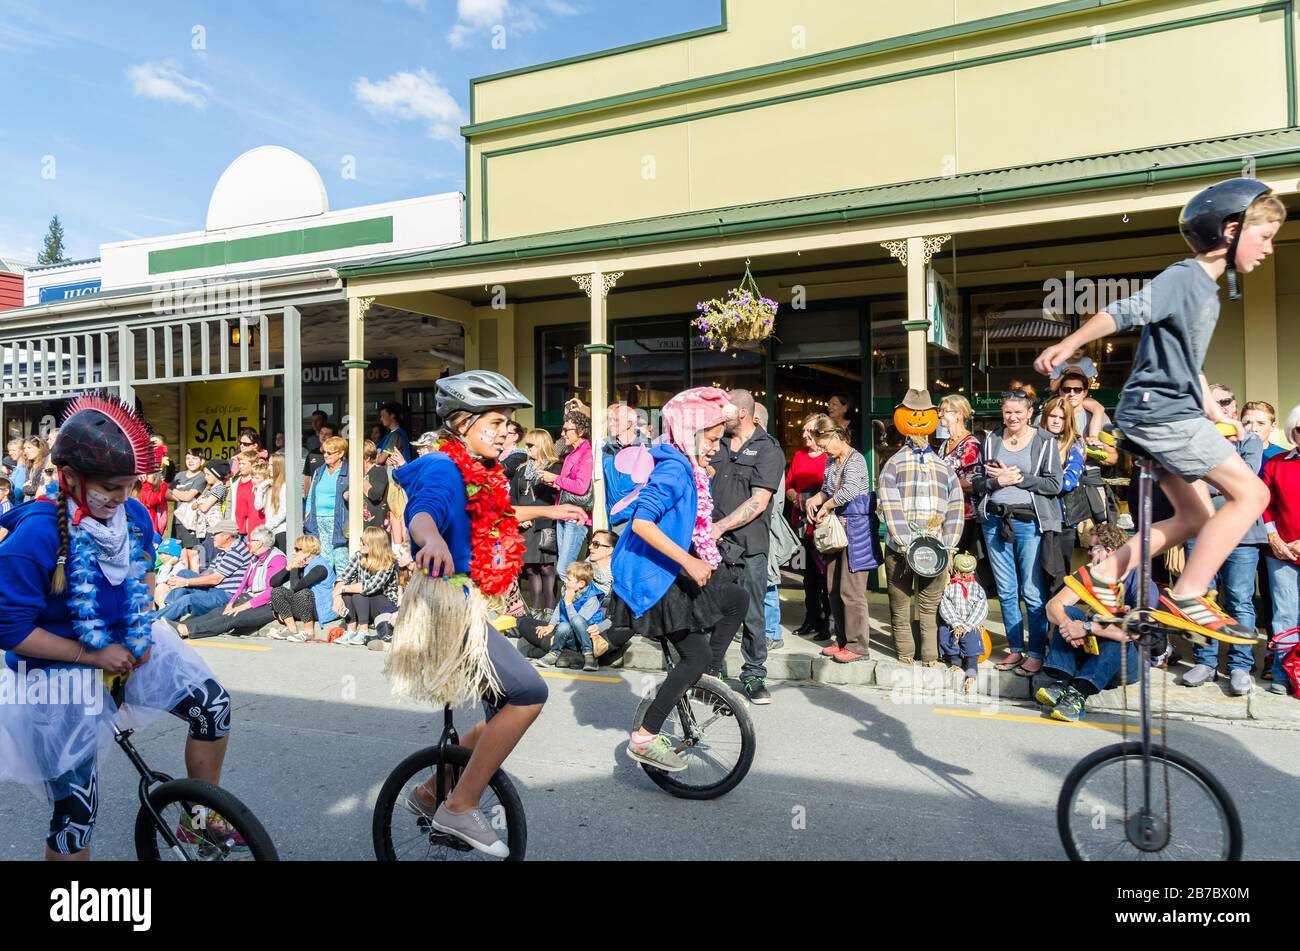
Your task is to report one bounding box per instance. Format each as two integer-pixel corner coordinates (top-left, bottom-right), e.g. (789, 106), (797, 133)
(446, 0), (574, 48)
(353, 69), (466, 144)
(126, 61), (210, 108)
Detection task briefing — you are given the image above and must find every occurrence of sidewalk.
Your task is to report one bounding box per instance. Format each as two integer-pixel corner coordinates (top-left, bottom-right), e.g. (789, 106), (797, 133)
(553, 582), (1300, 729)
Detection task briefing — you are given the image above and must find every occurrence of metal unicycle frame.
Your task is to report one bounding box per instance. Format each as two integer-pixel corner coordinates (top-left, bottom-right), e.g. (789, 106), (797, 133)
(1056, 454), (1242, 860)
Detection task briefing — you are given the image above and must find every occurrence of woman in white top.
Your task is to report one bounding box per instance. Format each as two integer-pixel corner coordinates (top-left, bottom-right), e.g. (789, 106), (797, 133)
(256, 454), (288, 552)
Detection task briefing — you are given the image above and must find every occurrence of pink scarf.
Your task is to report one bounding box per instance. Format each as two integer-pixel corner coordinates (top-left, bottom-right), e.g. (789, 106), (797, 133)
(692, 465), (722, 567)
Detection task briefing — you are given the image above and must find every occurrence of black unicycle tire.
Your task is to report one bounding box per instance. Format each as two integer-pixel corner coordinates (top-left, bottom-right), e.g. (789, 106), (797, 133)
(633, 674), (756, 800)
(372, 744), (527, 861)
(135, 778), (279, 861)
(1057, 742), (1243, 861)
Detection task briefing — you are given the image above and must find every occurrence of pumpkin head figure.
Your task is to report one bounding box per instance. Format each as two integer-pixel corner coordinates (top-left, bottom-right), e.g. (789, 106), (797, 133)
(894, 389), (938, 440)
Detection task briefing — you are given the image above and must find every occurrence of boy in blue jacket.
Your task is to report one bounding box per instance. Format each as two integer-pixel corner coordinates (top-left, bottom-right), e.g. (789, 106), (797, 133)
(535, 560), (605, 671)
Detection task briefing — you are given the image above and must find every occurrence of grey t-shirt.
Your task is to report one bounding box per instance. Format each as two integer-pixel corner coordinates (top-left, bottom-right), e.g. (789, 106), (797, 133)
(1109, 259), (1220, 427)
(989, 441), (1034, 506)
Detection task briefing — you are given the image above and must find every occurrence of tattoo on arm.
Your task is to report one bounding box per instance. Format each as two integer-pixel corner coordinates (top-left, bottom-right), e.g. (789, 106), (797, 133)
(714, 488), (772, 533)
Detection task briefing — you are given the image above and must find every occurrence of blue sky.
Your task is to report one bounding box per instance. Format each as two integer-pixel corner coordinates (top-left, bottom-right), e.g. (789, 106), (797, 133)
(0, 0), (716, 262)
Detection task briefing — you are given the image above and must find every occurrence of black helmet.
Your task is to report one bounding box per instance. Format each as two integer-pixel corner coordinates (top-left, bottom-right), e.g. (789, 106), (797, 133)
(1179, 178), (1273, 300)
(52, 393), (158, 477)
(434, 370), (531, 419)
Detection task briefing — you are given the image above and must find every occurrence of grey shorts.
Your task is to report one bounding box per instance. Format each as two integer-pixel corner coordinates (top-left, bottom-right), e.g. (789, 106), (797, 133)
(1118, 416), (1234, 481)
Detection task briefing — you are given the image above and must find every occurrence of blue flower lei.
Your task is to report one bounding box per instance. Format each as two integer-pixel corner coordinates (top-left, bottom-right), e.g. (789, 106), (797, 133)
(67, 521), (156, 657)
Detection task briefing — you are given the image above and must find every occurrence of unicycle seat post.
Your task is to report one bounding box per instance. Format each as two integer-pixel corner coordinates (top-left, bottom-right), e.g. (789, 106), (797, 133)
(436, 704), (458, 803)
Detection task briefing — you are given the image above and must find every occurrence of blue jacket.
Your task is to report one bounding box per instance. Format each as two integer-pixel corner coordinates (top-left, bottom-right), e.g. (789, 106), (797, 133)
(0, 498), (157, 672)
(306, 554), (338, 623)
(304, 460), (349, 547)
(392, 451), (473, 574)
(602, 438), (648, 526)
(611, 444), (697, 618)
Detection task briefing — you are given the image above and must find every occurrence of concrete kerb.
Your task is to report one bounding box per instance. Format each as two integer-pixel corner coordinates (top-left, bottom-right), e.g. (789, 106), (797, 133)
(515, 634), (1300, 729)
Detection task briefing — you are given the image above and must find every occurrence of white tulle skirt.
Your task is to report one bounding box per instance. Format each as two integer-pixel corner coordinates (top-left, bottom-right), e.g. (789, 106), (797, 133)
(0, 620), (216, 795)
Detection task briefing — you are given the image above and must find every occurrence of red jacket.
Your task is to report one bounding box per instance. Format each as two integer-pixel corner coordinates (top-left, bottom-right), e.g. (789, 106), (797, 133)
(1262, 450), (1300, 559)
(234, 477), (265, 536)
(138, 479), (169, 535)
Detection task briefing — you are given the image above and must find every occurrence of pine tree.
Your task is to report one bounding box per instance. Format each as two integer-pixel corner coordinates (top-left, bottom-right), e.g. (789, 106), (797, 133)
(37, 215), (68, 265)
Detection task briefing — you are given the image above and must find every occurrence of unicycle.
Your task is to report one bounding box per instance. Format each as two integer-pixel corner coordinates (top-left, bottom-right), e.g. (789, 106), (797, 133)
(631, 638), (756, 799)
(372, 704), (527, 861)
(105, 674), (278, 862)
(1056, 436), (1246, 861)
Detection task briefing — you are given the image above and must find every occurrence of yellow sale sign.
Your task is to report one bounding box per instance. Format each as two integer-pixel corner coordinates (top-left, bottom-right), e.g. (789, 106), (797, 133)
(184, 379), (261, 461)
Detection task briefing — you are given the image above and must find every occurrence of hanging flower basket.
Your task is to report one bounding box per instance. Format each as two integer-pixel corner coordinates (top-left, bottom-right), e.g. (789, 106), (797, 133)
(693, 261), (778, 352)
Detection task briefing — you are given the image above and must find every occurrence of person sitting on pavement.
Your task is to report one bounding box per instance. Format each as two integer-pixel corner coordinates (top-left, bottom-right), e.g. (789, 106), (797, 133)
(173, 526), (287, 639)
(158, 518), (250, 622)
(938, 552), (988, 694)
(534, 560), (606, 672)
(1040, 523), (1159, 722)
(265, 534), (338, 643)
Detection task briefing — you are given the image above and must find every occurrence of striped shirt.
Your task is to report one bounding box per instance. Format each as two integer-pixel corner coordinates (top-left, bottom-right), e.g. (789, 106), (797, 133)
(209, 537), (252, 594)
(877, 442), (964, 553)
(821, 450), (870, 507)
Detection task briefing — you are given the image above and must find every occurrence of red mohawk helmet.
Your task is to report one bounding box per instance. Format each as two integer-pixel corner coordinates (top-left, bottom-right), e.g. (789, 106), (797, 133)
(52, 393), (158, 477)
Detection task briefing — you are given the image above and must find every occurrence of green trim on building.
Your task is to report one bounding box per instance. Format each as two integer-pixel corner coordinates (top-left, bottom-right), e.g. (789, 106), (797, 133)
(148, 217), (395, 275)
(469, 1), (728, 123)
(476, 2), (1293, 239)
(463, 0), (1142, 137)
(901, 320), (932, 332)
(341, 359), (371, 370)
(340, 129), (1300, 280)
(583, 342), (615, 355)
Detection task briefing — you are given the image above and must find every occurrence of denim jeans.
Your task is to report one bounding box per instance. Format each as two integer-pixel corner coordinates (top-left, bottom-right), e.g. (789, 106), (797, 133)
(1043, 603), (1138, 694)
(981, 518), (1048, 659)
(764, 585), (781, 642)
(1185, 539), (1259, 671)
(555, 520), (588, 587)
(550, 620), (592, 655)
(1265, 556), (1299, 688)
(158, 586), (230, 622)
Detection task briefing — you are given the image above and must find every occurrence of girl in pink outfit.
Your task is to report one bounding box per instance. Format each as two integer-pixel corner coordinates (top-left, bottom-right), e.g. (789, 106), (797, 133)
(539, 410), (594, 587)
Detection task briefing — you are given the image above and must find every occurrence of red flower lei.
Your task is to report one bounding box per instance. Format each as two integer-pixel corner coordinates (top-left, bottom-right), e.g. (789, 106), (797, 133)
(435, 437), (525, 595)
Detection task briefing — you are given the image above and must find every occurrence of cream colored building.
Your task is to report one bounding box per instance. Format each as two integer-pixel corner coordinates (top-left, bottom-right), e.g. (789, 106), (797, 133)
(342, 0), (1300, 537)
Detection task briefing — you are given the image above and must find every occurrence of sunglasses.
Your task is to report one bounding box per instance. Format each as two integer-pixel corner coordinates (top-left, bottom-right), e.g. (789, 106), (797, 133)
(1216, 397), (1235, 407)
(590, 541), (612, 549)
(1060, 385), (1086, 394)
(1002, 390), (1032, 401)
(813, 428), (843, 439)
(239, 440), (254, 447)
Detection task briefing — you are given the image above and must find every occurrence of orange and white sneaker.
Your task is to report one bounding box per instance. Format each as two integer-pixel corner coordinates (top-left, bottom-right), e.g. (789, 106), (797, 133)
(1157, 589), (1255, 642)
(1063, 567), (1125, 622)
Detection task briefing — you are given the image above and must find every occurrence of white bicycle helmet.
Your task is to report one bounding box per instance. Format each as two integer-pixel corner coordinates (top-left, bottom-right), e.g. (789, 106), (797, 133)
(435, 370), (532, 418)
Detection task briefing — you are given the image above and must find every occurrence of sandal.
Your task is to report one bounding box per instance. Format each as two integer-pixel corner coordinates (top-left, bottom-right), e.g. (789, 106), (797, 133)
(994, 653), (1024, 671)
(1014, 659), (1044, 677)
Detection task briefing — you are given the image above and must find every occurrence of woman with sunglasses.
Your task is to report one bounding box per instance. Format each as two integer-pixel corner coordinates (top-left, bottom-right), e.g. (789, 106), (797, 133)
(973, 385), (1063, 676)
(537, 411), (593, 590)
(511, 428), (562, 612)
(304, 436), (351, 575)
(786, 414), (831, 639)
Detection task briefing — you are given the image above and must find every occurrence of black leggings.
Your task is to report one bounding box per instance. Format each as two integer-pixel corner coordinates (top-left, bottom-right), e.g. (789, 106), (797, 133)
(46, 678), (231, 855)
(344, 593), (397, 626)
(522, 564), (557, 611)
(184, 604), (274, 639)
(641, 583), (746, 735)
(271, 586), (317, 623)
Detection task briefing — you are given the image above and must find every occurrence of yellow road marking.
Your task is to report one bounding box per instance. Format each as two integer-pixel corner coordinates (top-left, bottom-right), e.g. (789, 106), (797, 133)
(188, 641), (273, 652)
(933, 706), (1159, 735)
(539, 670), (623, 684)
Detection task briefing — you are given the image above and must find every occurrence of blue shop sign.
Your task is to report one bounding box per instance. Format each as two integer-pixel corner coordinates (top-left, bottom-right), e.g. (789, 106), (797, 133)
(39, 280), (101, 304)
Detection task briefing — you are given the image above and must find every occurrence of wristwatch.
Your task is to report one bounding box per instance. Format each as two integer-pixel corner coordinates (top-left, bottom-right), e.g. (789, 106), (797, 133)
(1082, 620), (1095, 635)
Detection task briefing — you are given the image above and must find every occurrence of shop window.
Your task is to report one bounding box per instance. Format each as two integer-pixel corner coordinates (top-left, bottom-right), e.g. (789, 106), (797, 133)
(404, 387), (437, 440)
(690, 340), (764, 398)
(538, 325), (591, 430)
(613, 319), (688, 423)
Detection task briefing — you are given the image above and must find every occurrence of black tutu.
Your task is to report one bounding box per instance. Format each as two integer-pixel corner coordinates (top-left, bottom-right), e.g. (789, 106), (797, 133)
(609, 569), (733, 637)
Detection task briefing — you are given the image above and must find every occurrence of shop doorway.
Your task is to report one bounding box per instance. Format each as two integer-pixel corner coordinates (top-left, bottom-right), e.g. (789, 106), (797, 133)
(771, 359), (864, 461)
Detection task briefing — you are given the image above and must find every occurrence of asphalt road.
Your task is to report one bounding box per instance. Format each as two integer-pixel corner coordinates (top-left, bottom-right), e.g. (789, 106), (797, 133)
(3, 635), (1298, 861)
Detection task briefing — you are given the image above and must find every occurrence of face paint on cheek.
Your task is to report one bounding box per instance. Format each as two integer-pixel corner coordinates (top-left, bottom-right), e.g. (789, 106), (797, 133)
(86, 488), (121, 516)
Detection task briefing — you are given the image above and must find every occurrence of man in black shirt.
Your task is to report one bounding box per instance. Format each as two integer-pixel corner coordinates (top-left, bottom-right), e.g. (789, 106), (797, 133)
(710, 389), (785, 704)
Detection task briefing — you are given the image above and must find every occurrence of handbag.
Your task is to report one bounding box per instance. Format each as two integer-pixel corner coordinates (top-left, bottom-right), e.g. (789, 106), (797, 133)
(537, 525), (558, 556)
(813, 461), (849, 556)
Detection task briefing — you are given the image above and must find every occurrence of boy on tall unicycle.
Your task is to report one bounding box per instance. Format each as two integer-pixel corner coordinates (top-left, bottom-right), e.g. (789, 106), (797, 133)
(1035, 179), (1285, 642)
